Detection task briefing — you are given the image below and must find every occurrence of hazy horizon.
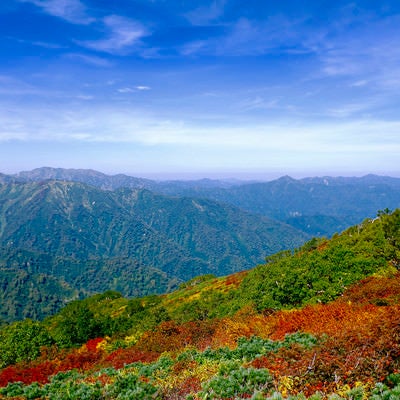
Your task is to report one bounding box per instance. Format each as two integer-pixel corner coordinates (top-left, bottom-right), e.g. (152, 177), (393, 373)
(2, 165), (400, 183)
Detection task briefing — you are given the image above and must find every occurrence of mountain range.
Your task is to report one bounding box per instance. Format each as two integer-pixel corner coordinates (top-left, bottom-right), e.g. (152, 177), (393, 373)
(0, 167), (399, 322)
(7, 167), (400, 236)
(0, 177), (305, 322)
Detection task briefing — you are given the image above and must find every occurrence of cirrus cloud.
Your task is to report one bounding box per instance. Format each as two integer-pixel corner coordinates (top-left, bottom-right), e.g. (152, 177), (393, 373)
(76, 15), (148, 55)
(18, 0), (94, 24)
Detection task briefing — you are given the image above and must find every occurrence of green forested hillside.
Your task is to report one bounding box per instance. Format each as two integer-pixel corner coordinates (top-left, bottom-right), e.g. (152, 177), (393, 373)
(238, 209), (400, 310)
(0, 250), (179, 322)
(0, 209), (398, 399)
(0, 180), (306, 321)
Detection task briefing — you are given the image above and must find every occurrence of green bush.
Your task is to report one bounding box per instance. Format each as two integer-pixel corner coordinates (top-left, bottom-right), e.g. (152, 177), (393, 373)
(104, 372), (158, 399)
(199, 365), (272, 399)
(370, 382), (400, 399)
(0, 319), (54, 368)
(46, 381), (103, 400)
(0, 382), (25, 397)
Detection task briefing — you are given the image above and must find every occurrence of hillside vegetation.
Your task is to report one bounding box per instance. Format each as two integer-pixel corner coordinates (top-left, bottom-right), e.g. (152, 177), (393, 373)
(0, 209), (399, 399)
(0, 180), (306, 322)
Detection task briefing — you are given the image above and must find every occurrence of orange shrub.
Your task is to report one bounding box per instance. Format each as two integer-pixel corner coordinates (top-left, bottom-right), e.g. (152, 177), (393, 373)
(104, 348), (159, 369)
(136, 320), (217, 353)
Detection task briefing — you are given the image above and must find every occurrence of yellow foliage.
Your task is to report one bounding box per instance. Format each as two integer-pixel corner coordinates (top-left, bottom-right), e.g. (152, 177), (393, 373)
(155, 359), (219, 392)
(372, 263), (397, 278)
(336, 383), (352, 397)
(335, 381), (371, 400)
(124, 334), (141, 346)
(278, 375), (294, 397)
(111, 305), (127, 318)
(96, 337), (110, 351)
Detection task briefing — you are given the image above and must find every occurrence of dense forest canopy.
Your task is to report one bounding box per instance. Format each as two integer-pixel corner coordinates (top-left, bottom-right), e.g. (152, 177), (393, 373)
(0, 178), (306, 322)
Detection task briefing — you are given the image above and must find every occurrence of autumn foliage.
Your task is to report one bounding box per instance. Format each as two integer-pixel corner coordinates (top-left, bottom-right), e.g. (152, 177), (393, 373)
(2, 274), (400, 398)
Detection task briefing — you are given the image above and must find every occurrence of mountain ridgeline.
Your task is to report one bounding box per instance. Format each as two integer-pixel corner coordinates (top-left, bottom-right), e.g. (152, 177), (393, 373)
(10, 167), (400, 236)
(0, 179), (306, 322)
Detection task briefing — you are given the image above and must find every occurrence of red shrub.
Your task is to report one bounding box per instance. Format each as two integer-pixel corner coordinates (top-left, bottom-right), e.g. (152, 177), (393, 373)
(0, 361), (55, 386)
(0, 366), (20, 387)
(341, 274), (400, 305)
(85, 337), (104, 353)
(136, 320), (216, 353)
(104, 348), (159, 369)
(175, 376), (202, 398)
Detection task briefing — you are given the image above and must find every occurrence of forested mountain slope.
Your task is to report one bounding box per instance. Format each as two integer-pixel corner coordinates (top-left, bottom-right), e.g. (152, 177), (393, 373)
(0, 209), (399, 399)
(9, 167), (400, 236)
(176, 175), (400, 236)
(0, 180), (306, 321)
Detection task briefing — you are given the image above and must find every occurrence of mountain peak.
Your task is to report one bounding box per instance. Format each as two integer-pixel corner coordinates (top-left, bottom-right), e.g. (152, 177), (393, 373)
(276, 175), (297, 183)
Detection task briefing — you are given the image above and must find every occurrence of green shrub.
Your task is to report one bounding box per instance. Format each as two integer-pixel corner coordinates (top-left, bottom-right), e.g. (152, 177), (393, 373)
(104, 372), (158, 399)
(370, 382), (400, 399)
(0, 382), (25, 397)
(199, 365), (272, 399)
(0, 319), (54, 368)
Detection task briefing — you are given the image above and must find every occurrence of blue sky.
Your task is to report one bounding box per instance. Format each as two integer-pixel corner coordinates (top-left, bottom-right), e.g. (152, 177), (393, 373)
(0, 0), (399, 179)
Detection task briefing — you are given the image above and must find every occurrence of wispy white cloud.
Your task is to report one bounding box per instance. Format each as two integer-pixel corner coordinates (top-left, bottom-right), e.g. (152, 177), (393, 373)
(185, 0), (226, 25)
(12, 37), (66, 49)
(317, 15), (400, 84)
(117, 87), (136, 94)
(77, 15), (147, 54)
(76, 94), (94, 100)
(19, 0), (94, 24)
(19, 1), (148, 56)
(31, 40), (65, 49)
(0, 75), (41, 96)
(63, 53), (113, 67)
(180, 40), (208, 56)
(239, 96), (280, 111)
(326, 102), (375, 118)
(219, 18), (277, 55)
(181, 15), (308, 57)
(350, 80), (368, 87)
(179, 6), (400, 110)
(117, 86), (151, 93)
(0, 101), (399, 152)
(1, 97), (399, 177)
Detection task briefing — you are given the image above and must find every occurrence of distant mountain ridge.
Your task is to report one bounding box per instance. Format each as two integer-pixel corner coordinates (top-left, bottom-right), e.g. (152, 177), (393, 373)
(8, 167), (400, 236)
(0, 178), (306, 321)
(12, 167), (239, 192)
(14, 167), (155, 191)
(207, 174), (400, 235)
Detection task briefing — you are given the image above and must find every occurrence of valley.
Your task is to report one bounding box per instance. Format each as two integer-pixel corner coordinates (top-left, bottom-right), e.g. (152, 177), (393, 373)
(0, 173), (307, 321)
